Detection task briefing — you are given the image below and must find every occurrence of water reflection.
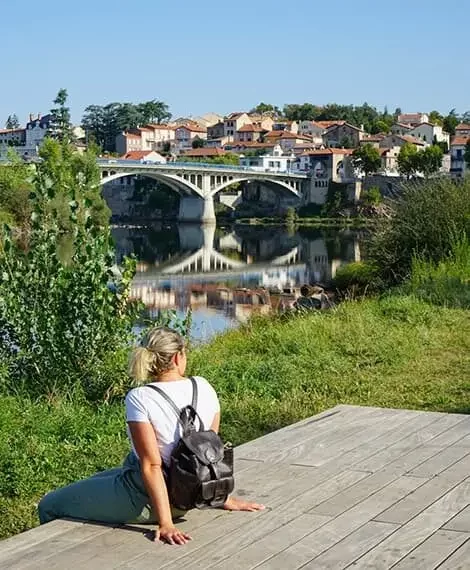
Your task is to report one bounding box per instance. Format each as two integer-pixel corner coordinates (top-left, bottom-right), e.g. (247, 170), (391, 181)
(112, 224), (362, 340)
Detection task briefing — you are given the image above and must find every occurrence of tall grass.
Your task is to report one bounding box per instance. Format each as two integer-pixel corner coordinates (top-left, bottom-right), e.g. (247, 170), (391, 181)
(408, 239), (470, 308)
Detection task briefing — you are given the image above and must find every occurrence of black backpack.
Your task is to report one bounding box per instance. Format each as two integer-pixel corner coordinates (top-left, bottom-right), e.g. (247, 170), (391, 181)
(145, 377), (234, 511)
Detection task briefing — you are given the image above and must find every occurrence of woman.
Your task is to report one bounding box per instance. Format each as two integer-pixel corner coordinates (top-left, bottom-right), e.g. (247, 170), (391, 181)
(38, 326), (264, 545)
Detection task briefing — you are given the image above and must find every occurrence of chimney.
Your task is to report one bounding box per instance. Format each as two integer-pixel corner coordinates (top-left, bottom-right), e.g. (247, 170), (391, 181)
(38, 113), (41, 120)
(29, 113), (33, 122)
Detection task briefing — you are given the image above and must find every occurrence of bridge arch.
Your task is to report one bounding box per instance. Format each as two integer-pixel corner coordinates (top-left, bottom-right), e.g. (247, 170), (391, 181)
(100, 171), (205, 198)
(209, 176), (301, 198)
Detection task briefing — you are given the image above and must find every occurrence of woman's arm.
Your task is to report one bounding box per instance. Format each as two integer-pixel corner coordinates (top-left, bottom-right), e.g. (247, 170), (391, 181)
(127, 422), (191, 545)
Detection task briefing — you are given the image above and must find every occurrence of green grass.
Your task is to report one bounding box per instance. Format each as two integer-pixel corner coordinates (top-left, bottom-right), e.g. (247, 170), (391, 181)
(1, 294), (470, 539)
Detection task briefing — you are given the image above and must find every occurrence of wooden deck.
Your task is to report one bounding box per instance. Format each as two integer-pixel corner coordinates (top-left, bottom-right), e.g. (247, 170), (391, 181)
(2, 405), (470, 569)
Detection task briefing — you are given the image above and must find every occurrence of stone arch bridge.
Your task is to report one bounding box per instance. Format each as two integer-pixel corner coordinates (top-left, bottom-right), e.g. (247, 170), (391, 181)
(98, 160), (308, 223)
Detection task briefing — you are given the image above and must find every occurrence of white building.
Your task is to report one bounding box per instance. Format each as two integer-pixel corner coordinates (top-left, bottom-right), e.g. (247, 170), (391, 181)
(239, 145), (295, 172)
(0, 113), (53, 159)
(450, 136), (469, 178)
(408, 123), (449, 146)
(397, 113), (429, 127)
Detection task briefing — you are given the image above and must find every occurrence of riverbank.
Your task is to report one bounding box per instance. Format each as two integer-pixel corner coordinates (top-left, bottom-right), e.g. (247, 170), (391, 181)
(1, 293), (469, 540)
(232, 216), (376, 228)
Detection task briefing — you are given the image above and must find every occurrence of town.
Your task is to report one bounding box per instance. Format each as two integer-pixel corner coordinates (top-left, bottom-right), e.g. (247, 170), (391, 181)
(1, 104), (469, 220)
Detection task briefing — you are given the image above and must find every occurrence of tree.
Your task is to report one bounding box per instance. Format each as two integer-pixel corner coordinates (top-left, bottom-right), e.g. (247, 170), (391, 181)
(351, 144), (382, 176)
(418, 145), (443, 177)
(464, 140), (470, 169)
(428, 110), (444, 126)
(5, 114), (20, 130)
(443, 109), (460, 135)
(250, 102), (281, 117)
(283, 103), (320, 122)
(191, 137), (206, 149)
(137, 100), (172, 124)
(48, 88), (74, 143)
(397, 142), (420, 178)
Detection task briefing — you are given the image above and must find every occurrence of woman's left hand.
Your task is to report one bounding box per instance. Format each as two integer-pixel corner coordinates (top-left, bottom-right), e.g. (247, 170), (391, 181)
(223, 495), (265, 511)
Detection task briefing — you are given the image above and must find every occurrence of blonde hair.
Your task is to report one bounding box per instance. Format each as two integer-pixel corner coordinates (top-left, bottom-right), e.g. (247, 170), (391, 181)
(129, 326), (185, 383)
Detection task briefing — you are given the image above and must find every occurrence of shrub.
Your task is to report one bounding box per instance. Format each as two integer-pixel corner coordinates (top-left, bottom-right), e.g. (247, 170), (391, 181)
(0, 141), (137, 401)
(334, 261), (381, 294)
(370, 177), (470, 283)
(361, 186), (382, 206)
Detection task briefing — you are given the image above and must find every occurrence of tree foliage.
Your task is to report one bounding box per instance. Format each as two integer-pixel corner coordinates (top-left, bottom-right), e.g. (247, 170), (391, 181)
(352, 144), (382, 176)
(0, 140), (134, 400)
(82, 100), (171, 152)
(47, 89), (75, 144)
(397, 143), (443, 178)
(397, 142), (420, 178)
(250, 102), (281, 117)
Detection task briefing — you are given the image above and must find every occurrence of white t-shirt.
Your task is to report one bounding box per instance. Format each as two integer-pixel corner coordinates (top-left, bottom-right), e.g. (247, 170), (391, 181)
(125, 376), (220, 466)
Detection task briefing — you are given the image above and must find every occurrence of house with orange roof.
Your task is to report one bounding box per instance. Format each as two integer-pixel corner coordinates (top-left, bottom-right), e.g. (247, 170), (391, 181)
(397, 113), (429, 127)
(223, 112), (251, 140)
(408, 122), (449, 147)
(323, 122), (366, 148)
(174, 123), (207, 151)
(120, 150), (166, 163)
(390, 122), (413, 136)
(455, 123), (470, 137)
(450, 135), (470, 178)
(264, 130), (313, 152)
(181, 147), (227, 159)
(235, 123), (268, 143)
(379, 134), (426, 149)
(115, 124), (175, 155)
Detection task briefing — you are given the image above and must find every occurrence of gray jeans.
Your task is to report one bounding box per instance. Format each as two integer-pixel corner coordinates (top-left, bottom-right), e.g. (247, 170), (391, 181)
(38, 452), (186, 525)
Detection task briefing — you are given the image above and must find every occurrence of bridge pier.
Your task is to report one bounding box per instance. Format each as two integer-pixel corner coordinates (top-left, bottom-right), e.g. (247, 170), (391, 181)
(178, 196), (216, 224)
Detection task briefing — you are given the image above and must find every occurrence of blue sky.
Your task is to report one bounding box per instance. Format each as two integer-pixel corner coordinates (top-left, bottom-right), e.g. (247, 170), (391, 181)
(1, 0), (468, 125)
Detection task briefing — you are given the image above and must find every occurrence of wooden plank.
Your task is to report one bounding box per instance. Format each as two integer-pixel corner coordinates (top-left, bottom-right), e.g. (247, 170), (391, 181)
(302, 521), (399, 569)
(166, 469), (368, 570)
(443, 506), (470, 532)
(391, 530), (470, 570)
(0, 519), (84, 562)
(0, 522), (114, 569)
(350, 478), (470, 568)
(237, 406), (382, 463)
(407, 446), (470, 478)
(254, 476), (425, 570)
(435, 539), (470, 569)
(375, 454), (470, 524)
(201, 514), (329, 570)
(352, 414), (467, 473)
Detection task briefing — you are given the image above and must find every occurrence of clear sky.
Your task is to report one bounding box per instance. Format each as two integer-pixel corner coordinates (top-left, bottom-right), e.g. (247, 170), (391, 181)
(1, 0), (468, 125)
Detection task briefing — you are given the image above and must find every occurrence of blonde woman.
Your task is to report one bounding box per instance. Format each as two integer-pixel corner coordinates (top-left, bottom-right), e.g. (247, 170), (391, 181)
(38, 326), (264, 545)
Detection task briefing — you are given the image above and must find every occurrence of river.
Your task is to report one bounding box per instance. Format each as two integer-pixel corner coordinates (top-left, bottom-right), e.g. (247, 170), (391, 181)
(112, 223), (363, 341)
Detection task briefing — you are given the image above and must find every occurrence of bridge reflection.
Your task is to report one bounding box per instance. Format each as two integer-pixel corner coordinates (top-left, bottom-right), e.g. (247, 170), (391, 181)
(112, 224), (361, 334)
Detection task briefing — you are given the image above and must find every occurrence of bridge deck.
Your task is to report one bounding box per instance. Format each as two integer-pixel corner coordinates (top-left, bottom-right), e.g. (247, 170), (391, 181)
(2, 405), (470, 569)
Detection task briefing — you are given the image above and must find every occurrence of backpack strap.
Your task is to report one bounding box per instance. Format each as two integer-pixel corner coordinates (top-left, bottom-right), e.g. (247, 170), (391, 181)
(145, 384), (184, 428)
(190, 376), (198, 411)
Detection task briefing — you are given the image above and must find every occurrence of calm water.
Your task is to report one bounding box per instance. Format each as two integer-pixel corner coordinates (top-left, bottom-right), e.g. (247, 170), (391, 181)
(112, 223), (363, 341)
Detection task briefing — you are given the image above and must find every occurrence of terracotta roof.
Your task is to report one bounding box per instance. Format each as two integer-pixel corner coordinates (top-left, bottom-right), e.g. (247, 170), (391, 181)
(401, 135), (426, 145)
(393, 122), (413, 129)
(146, 124), (175, 130)
(123, 133), (141, 139)
(224, 141), (276, 149)
(362, 135), (385, 142)
(226, 112), (246, 120)
(182, 147), (227, 157)
(451, 136), (470, 146)
(121, 151), (161, 160)
(265, 131), (311, 140)
(176, 124), (207, 133)
(398, 113), (426, 122)
(325, 122), (364, 132)
(237, 124), (268, 133)
(0, 128), (24, 134)
(455, 123), (470, 130)
(316, 120), (346, 129)
(301, 148), (354, 156)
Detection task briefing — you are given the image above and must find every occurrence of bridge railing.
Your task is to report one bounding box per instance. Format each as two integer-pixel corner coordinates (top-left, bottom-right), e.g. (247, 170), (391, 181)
(97, 159), (307, 177)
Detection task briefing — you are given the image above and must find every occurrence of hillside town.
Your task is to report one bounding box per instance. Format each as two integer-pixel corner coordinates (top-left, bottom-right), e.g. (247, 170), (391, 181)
(1, 109), (469, 185)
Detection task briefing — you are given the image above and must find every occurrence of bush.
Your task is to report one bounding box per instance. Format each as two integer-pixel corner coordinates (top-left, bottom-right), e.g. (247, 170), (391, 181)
(370, 177), (470, 283)
(361, 186), (382, 206)
(0, 141), (137, 401)
(334, 261), (381, 294)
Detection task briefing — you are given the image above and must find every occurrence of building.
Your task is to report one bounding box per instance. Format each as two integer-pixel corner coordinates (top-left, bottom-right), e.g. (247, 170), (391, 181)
(239, 145), (294, 172)
(271, 120), (299, 133)
(181, 147), (227, 159)
(223, 141), (278, 154)
(379, 134), (426, 149)
(174, 124), (207, 151)
(298, 121), (326, 145)
(455, 123), (470, 137)
(390, 122), (413, 136)
(115, 124), (175, 155)
(408, 123), (449, 146)
(0, 113), (54, 159)
(120, 150), (166, 163)
(235, 124), (268, 142)
(264, 130), (312, 152)
(397, 113), (429, 127)
(247, 114), (275, 131)
(223, 112), (252, 140)
(359, 134), (386, 148)
(450, 136), (469, 178)
(323, 122), (366, 148)
(207, 121), (225, 140)
(379, 146), (402, 175)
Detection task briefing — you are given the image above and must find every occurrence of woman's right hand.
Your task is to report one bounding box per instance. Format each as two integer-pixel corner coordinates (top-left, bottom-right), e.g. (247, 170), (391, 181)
(155, 524), (192, 545)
